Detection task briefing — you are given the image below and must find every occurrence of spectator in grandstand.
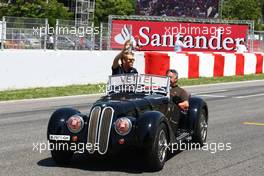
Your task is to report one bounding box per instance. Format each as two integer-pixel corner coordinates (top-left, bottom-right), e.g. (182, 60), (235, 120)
(136, 0), (219, 19)
(166, 69), (189, 110)
(235, 41), (248, 53)
(174, 37), (187, 52)
(112, 39), (138, 75)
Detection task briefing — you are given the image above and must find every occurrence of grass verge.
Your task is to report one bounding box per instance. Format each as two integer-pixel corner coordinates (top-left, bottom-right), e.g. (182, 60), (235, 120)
(0, 74), (264, 101)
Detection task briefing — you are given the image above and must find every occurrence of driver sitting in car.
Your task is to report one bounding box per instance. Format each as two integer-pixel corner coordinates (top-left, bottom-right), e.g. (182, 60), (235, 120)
(166, 69), (189, 110)
(112, 39), (138, 75)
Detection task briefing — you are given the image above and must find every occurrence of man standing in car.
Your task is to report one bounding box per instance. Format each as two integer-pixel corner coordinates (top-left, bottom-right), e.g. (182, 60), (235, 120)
(166, 69), (189, 110)
(112, 39), (138, 75)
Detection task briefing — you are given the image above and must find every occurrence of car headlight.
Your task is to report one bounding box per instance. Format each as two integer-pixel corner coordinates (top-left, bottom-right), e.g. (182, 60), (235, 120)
(67, 115), (84, 133)
(114, 117), (132, 136)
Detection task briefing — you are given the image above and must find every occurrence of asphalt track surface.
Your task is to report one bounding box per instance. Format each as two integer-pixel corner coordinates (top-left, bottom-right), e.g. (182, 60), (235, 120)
(0, 80), (264, 176)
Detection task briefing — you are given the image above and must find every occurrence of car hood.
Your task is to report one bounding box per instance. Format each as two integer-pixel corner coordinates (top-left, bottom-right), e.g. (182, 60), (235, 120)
(91, 93), (168, 118)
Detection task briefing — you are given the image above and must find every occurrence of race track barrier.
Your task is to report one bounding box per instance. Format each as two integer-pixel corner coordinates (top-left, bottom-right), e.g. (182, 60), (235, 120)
(0, 50), (263, 90)
(142, 52), (264, 78)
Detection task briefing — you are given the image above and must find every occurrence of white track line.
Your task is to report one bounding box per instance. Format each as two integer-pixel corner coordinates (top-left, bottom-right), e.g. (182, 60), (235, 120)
(192, 89), (228, 95)
(235, 93), (264, 99)
(183, 79), (264, 88)
(0, 93), (105, 104)
(196, 94), (227, 98)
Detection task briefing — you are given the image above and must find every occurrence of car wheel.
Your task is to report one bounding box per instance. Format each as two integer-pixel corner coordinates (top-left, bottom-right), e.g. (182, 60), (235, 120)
(146, 123), (168, 171)
(193, 109), (208, 145)
(50, 143), (74, 165)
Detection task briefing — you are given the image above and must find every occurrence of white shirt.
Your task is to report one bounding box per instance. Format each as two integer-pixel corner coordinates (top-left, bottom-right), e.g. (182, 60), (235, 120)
(235, 44), (248, 53)
(48, 36), (54, 44)
(174, 40), (186, 52)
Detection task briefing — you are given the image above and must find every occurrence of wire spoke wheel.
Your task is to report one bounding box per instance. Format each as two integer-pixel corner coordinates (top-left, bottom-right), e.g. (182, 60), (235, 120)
(158, 130), (168, 162)
(200, 114), (208, 142)
(146, 123), (168, 171)
(192, 109), (208, 145)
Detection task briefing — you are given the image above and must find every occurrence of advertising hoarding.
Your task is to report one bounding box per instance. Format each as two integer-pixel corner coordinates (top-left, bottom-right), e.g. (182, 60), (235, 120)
(111, 20), (249, 52)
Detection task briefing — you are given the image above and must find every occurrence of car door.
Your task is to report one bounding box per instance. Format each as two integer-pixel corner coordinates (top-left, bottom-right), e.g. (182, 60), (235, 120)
(167, 100), (182, 133)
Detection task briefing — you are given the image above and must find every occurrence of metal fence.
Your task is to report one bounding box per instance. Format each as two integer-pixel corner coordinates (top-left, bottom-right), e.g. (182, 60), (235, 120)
(1, 16), (47, 49)
(0, 16), (109, 50)
(1, 16), (264, 52)
(253, 31), (264, 52)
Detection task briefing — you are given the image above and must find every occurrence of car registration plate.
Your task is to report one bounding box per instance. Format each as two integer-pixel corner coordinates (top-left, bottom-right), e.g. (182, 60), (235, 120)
(49, 135), (70, 141)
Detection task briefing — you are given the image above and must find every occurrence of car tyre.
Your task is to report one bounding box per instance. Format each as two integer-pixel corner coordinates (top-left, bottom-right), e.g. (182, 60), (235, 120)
(192, 109), (208, 146)
(146, 123), (168, 171)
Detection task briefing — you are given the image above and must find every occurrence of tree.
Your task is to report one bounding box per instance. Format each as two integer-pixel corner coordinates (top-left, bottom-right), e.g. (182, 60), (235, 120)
(94, 0), (135, 25)
(0, 0), (73, 26)
(44, 0), (73, 26)
(222, 0), (263, 30)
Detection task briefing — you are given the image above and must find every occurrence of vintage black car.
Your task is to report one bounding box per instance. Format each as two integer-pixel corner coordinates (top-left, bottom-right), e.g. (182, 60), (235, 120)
(47, 74), (208, 171)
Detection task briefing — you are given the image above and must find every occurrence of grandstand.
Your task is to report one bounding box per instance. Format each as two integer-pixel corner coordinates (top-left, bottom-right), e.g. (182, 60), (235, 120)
(136, 0), (220, 18)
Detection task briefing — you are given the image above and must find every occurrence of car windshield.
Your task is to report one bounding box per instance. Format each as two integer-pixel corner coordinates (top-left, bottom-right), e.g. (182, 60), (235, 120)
(106, 74), (170, 96)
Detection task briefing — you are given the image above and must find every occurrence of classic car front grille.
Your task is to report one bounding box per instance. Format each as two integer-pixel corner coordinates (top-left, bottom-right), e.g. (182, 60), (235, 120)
(87, 106), (114, 154)
(87, 106), (101, 154)
(98, 107), (114, 154)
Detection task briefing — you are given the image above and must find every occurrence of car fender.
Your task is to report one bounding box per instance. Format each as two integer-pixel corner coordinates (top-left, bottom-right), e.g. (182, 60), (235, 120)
(47, 108), (84, 139)
(136, 111), (171, 148)
(188, 96), (208, 132)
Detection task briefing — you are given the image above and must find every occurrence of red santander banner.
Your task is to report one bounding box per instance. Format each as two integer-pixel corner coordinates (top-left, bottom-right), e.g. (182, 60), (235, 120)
(111, 20), (249, 52)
